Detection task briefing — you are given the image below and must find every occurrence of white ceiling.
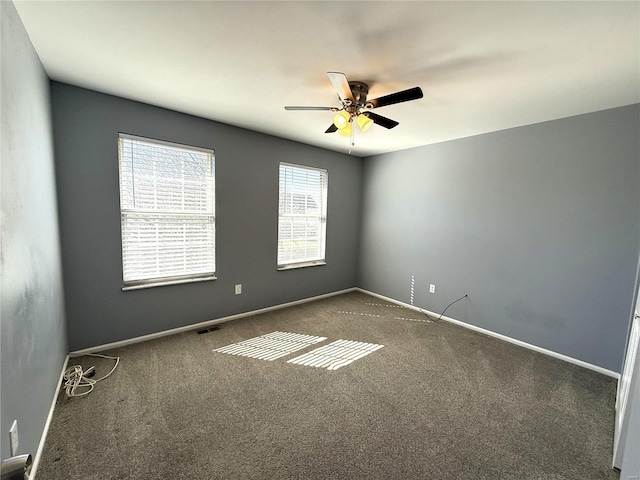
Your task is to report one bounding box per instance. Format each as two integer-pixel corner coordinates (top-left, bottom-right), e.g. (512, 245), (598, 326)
(13, 0), (640, 157)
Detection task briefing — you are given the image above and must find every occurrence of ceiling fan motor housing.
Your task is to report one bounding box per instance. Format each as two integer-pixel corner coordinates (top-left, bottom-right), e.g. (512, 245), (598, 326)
(346, 81), (374, 113)
(348, 81), (369, 103)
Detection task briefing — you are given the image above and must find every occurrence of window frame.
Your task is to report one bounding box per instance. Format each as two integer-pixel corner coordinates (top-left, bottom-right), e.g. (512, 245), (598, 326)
(276, 162), (328, 271)
(118, 133), (216, 290)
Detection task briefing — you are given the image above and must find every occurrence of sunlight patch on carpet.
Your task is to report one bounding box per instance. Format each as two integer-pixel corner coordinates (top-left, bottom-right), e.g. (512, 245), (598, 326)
(287, 339), (384, 370)
(339, 309), (431, 323)
(213, 331), (327, 361)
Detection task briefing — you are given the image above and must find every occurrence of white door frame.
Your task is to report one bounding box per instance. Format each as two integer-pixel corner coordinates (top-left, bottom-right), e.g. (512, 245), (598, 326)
(613, 281), (640, 469)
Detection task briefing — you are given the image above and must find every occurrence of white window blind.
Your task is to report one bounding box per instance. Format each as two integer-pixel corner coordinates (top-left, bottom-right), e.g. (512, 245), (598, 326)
(277, 163), (328, 268)
(118, 134), (215, 287)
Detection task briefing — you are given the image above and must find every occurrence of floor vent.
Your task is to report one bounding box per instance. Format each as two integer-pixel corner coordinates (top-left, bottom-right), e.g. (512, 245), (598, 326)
(197, 325), (221, 335)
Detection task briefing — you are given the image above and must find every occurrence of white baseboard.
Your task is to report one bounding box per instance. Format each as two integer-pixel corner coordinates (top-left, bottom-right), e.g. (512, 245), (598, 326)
(70, 288), (358, 356)
(70, 285), (620, 379)
(356, 288), (620, 379)
(31, 354), (69, 480)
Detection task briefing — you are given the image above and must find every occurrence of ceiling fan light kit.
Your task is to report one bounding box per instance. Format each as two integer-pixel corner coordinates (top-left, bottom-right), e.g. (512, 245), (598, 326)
(338, 122), (353, 137)
(333, 110), (350, 129)
(285, 72), (423, 150)
(357, 113), (374, 133)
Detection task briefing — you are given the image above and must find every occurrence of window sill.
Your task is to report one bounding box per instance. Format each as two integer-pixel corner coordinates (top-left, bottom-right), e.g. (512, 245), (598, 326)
(277, 261), (326, 271)
(122, 275), (217, 291)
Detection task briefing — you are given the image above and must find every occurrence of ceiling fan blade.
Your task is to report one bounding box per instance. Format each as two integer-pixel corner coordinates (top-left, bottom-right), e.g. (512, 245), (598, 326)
(368, 87), (423, 109)
(285, 106), (334, 111)
(365, 112), (399, 129)
(327, 72), (354, 103)
(325, 124), (338, 133)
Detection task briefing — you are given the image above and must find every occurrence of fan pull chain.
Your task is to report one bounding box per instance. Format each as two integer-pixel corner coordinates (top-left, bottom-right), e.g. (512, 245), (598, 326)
(348, 122), (355, 154)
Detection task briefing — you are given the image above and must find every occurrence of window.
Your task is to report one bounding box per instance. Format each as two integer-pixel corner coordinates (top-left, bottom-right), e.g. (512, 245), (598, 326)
(118, 134), (215, 289)
(277, 163), (328, 269)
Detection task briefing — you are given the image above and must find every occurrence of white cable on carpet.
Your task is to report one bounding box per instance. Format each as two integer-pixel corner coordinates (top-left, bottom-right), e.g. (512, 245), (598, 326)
(62, 353), (120, 397)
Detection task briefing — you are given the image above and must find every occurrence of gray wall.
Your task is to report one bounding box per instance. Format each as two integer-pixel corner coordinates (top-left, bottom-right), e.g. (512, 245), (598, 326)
(359, 105), (640, 373)
(51, 83), (362, 351)
(1, 1), (68, 461)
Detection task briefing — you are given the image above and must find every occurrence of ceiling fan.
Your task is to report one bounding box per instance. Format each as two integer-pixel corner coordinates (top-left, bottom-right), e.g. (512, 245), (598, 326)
(285, 72), (423, 137)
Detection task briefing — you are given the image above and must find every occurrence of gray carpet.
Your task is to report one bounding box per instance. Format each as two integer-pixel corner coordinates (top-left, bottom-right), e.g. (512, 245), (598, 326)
(38, 291), (619, 479)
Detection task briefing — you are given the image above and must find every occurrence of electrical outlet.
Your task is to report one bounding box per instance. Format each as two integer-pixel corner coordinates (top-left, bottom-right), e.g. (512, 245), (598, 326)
(235, 284), (242, 295)
(9, 420), (18, 456)
(429, 284), (436, 294)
